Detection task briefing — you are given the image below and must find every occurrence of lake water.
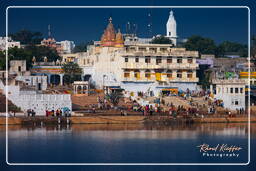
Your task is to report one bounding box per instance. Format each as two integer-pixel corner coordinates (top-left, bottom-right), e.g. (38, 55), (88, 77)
(0, 123), (256, 170)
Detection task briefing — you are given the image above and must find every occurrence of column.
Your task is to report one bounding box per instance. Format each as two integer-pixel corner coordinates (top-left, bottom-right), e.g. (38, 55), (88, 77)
(47, 74), (51, 85)
(59, 74), (63, 86)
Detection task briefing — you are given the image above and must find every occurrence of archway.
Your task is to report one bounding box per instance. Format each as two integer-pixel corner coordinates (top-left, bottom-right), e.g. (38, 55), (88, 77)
(77, 85), (82, 94)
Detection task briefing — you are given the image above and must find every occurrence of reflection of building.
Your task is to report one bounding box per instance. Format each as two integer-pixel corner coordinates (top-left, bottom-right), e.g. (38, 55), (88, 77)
(0, 37), (21, 51)
(211, 79), (246, 110)
(78, 17), (199, 96)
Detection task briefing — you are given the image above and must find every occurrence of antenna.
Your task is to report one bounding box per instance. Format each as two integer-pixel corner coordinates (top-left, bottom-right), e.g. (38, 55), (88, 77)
(133, 24), (138, 36)
(48, 24), (51, 38)
(147, 12), (152, 38)
(126, 21), (131, 35)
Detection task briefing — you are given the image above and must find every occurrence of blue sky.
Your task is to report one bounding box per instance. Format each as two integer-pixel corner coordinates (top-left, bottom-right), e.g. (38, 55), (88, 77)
(0, 0), (255, 45)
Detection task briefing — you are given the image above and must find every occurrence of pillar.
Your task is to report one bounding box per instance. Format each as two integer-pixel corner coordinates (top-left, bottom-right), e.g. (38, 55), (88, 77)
(59, 74), (63, 86)
(47, 74), (51, 85)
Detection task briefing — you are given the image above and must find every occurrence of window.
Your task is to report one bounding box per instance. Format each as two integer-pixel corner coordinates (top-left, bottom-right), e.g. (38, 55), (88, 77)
(145, 70), (151, 79)
(177, 57), (182, 64)
(145, 73), (151, 79)
(226, 88), (229, 93)
(240, 88), (243, 93)
(235, 88), (239, 93)
(177, 70), (182, 78)
(235, 101), (239, 105)
(167, 70), (172, 79)
(18, 66), (21, 72)
(134, 70), (140, 80)
(218, 88), (221, 93)
(167, 57), (172, 63)
(230, 88), (233, 94)
(156, 57), (162, 65)
(135, 57), (139, 63)
(125, 57), (128, 62)
(187, 57), (193, 64)
(187, 70), (193, 78)
(124, 73), (130, 78)
(145, 56), (151, 63)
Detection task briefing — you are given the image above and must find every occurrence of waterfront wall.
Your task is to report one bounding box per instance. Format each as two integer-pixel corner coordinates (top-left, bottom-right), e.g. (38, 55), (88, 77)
(0, 116), (255, 125)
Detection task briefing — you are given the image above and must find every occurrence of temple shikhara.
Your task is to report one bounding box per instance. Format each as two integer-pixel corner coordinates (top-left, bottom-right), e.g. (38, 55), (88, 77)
(100, 17), (124, 47)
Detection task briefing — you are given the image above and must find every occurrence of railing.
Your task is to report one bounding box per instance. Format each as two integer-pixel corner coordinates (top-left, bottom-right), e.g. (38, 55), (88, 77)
(121, 63), (198, 69)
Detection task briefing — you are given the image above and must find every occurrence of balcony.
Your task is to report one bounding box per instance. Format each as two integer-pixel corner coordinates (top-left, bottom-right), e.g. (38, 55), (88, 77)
(121, 62), (198, 69)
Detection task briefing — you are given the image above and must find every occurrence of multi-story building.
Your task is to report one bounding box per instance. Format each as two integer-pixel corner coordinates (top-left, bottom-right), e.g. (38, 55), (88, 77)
(78, 17), (199, 96)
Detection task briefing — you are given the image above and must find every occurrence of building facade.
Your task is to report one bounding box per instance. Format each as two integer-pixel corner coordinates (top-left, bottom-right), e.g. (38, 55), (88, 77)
(211, 79), (246, 110)
(78, 17), (199, 96)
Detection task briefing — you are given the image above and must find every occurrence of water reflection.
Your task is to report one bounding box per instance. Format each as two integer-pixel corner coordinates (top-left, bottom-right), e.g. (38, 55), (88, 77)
(1, 123), (255, 139)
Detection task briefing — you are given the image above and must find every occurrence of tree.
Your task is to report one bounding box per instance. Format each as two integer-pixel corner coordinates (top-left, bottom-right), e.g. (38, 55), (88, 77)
(73, 41), (94, 53)
(252, 35), (256, 58)
(9, 29), (43, 45)
(150, 35), (173, 44)
(0, 51), (6, 70)
(6, 45), (60, 69)
(62, 62), (82, 84)
(217, 41), (248, 57)
(106, 91), (122, 106)
(184, 35), (217, 55)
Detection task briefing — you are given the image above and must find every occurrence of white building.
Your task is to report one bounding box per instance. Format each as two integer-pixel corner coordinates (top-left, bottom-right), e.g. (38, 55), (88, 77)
(9, 60), (30, 76)
(59, 40), (75, 54)
(75, 17), (199, 97)
(211, 79), (246, 110)
(15, 75), (48, 91)
(0, 37), (21, 51)
(0, 79), (72, 115)
(166, 11), (177, 46)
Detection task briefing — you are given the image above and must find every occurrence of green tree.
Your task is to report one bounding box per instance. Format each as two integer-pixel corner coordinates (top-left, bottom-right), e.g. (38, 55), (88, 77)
(62, 62), (82, 84)
(252, 35), (256, 58)
(184, 35), (217, 55)
(73, 41), (94, 53)
(217, 41), (248, 57)
(7, 45), (60, 69)
(150, 35), (173, 44)
(106, 91), (122, 106)
(0, 51), (6, 70)
(9, 29), (43, 45)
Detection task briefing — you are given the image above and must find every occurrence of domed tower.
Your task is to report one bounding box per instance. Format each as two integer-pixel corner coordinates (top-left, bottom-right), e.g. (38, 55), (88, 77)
(101, 17), (116, 47)
(115, 29), (124, 47)
(166, 10), (177, 46)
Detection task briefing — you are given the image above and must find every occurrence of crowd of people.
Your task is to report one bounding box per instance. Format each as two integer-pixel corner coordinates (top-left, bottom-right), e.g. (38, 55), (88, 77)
(45, 109), (62, 117)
